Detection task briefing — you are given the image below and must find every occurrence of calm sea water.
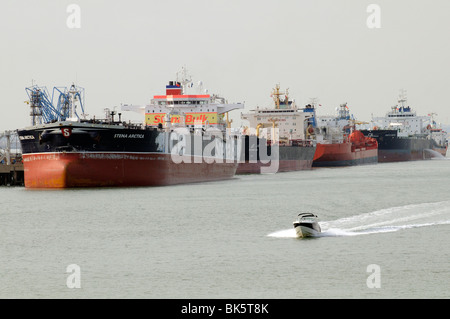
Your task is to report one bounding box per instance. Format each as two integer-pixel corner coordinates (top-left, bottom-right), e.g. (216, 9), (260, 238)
(0, 157), (449, 299)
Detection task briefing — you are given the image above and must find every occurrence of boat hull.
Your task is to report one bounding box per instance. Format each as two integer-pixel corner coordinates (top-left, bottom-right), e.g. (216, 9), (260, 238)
(22, 152), (237, 188)
(18, 122), (239, 188)
(313, 142), (378, 167)
(236, 136), (316, 174)
(293, 223), (321, 238)
(236, 158), (313, 174)
(361, 129), (445, 162)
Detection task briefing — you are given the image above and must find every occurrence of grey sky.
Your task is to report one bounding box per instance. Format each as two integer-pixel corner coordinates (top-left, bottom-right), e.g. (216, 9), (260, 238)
(1, 0), (449, 131)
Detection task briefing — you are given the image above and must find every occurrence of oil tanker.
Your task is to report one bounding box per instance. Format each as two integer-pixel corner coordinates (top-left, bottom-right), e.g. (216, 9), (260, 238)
(305, 103), (378, 167)
(237, 84), (316, 174)
(360, 92), (448, 162)
(17, 70), (244, 188)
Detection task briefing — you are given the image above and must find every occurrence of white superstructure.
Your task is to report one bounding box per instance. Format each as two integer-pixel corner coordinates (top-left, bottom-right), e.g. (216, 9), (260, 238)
(371, 92), (430, 137)
(240, 84), (312, 142)
(314, 103), (353, 144)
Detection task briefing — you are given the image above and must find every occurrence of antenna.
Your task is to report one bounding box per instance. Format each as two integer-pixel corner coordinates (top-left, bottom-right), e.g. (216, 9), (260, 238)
(197, 81), (204, 94)
(176, 66), (193, 94)
(398, 89), (407, 107)
(308, 97), (319, 108)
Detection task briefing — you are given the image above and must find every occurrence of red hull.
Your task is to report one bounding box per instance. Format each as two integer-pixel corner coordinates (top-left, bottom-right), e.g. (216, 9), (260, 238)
(22, 152), (238, 188)
(236, 159), (313, 174)
(313, 142), (378, 166)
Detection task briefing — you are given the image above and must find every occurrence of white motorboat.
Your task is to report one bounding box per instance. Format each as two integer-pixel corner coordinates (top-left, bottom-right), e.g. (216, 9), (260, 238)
(293, 213), (321, 238)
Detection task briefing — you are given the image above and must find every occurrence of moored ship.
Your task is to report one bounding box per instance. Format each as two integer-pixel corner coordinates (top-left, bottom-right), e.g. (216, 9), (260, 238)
(426, 114), (448, 157)
(306, 103), (378, 167)
(361, 91), (448, 162)
(17, 70), (244, 188)
(237, 84), (316, 174)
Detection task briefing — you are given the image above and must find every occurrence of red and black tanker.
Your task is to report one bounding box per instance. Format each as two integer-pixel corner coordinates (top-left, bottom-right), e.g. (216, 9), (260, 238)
(18, 71), (244, 188)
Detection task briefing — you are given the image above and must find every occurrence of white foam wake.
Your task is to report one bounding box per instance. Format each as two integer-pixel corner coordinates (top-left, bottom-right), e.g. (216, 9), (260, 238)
(267, 228), (298, 238)
(268, 201), (450, 238)
(424, 149), (448, 159)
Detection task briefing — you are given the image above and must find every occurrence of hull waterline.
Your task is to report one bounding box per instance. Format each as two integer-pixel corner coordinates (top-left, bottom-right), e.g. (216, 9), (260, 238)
(22, 152), (238, 188)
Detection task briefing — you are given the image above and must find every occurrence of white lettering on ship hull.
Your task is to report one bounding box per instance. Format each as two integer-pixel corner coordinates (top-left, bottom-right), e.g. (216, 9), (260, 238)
(23, 153), (226, 163)
(114, 134), (145, 139)
(19, 135), (35, 140)
(23, 153), (166, 162)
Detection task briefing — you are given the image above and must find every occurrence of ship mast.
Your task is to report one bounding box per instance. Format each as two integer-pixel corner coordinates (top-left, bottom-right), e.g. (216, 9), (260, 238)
(226, 112), (233, 129)
(398, 89), (407, 108)
(271, 84), (288, 109)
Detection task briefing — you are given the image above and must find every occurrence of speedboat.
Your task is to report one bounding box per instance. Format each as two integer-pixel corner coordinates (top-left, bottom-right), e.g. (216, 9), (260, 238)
(293, 213), (321, 238)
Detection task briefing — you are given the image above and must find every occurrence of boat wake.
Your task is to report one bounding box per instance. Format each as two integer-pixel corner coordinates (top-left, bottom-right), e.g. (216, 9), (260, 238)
(424, 149), (448, 159)
(268, 201), (450, 238)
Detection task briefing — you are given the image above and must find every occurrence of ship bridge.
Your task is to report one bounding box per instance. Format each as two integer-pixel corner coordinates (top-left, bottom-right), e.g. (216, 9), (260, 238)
(240, 84), (312, 141)
(145, 80), (243, 129)
(371, 92), (431, 136)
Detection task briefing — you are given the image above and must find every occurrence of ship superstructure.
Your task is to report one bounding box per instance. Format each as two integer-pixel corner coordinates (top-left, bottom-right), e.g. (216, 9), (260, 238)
(314, 103), (353, 144)
(241, 85), (312, 142)
(237, 84), (316, 174)
(371, 92), (429, 137)
(144, 69), (242, 131)
(428, 113), (448, 156)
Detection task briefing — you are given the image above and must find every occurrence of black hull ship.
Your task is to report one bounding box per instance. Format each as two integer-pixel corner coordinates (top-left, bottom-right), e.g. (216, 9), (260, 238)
(360, 129), (444, 162)
(361, 92), (447, 162)
(18, 70), (244, 188)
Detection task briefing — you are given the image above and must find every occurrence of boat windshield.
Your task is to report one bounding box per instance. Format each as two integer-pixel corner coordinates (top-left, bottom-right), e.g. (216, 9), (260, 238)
(301, 217), (316, 222)
(298, 213), (317, 218)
